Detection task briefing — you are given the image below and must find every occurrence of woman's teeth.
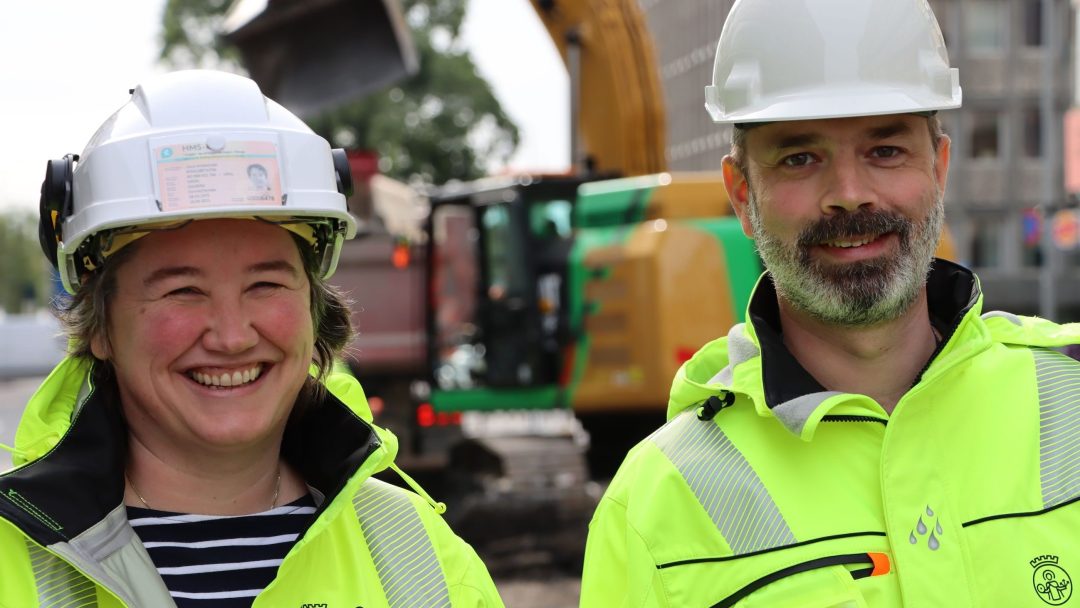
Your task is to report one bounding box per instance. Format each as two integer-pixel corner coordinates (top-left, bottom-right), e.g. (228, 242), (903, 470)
(191, 365), (263, 388)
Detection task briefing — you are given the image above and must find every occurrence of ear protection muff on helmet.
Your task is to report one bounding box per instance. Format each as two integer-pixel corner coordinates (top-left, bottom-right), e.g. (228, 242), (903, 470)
(331, 148), (354, 198)
(38, 153), (79, 271)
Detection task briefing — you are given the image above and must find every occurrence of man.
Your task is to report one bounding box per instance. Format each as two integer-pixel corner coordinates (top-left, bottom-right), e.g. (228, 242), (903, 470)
(580, 1), (1079, 606)
(0, 70), (503, 607)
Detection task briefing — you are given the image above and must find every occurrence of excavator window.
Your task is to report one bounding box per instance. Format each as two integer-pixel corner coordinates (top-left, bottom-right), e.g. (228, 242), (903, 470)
(477, 200), (549, 387)
(430, 204), (482, 390)
(529, 199), (573, 239)
(481, 204), (530, 303)
(428, 183), (580, 394)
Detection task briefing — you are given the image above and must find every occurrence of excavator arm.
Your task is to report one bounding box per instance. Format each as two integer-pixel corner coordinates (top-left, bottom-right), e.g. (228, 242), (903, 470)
(224, 0), (667, 177)
(529, 0), (667, 176)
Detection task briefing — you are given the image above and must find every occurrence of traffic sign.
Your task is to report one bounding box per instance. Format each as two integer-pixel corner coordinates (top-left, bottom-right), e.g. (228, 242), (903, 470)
(1066, 109), (1080, 195)
(1052, 209), (1080, 250)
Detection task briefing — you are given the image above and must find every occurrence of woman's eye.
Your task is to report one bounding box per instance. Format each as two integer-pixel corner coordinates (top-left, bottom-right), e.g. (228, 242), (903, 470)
(781, 152), (815, 167)
(250, 281), (283, 291)
(166, 287), (201, 297)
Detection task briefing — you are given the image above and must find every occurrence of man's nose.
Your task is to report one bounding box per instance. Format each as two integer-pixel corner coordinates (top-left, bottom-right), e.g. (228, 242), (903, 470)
(822, 154), (876, 214)
(203, 297), (259, 353)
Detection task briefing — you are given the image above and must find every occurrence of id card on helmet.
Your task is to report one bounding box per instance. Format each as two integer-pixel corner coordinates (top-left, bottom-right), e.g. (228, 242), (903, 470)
(150, 133), (285, 212)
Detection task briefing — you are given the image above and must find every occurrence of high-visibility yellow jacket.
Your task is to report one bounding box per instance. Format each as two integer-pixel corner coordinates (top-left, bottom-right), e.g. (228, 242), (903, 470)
(581, 261), (1080, 607)
(0, 357), (504, 608)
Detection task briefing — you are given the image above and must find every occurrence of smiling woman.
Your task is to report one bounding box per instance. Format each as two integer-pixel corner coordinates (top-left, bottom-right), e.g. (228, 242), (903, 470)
(98, 220), (317, 469)
(0, 70), (503, 608)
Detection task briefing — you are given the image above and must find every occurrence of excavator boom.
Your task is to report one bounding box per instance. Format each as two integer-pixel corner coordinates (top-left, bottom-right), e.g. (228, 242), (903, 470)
(528, 0), (668, 176)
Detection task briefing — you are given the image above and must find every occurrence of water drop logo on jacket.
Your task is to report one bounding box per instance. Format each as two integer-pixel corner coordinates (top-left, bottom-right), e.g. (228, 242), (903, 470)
(907, 504), (943, 551)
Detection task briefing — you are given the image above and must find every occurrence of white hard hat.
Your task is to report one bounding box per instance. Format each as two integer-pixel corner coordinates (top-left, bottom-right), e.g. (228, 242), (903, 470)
(39, 70), (357, 293)
(705, 0), (962, 124)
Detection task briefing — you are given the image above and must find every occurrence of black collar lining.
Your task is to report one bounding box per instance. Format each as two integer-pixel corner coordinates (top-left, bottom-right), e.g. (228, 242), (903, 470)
(0, 369), (381, 547)
(750, 259), (979, 409)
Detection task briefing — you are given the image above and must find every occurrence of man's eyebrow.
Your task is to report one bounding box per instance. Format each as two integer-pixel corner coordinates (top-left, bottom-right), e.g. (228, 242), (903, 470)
(764, 121), (917, 151)
(866, 121), (914, 140)
(143, 266), (201, 288)
(771, 133), (822, 150)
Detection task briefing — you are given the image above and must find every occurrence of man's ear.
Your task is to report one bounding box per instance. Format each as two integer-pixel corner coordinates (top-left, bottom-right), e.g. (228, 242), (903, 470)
(723, 156), (754, 238)
(934, 134), (951, 194)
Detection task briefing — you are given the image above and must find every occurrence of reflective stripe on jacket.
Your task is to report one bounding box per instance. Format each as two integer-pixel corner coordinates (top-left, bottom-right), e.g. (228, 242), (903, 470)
(580, 261), (1080, 607)
(0, 358), (503, 608)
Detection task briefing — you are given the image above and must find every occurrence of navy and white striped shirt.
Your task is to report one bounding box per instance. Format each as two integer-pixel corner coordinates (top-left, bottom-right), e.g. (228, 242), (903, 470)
(127, 495), (317, 607)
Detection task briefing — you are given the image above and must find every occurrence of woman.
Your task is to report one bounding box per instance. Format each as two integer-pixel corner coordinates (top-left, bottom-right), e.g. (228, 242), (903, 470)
(0, 70), (503, 607)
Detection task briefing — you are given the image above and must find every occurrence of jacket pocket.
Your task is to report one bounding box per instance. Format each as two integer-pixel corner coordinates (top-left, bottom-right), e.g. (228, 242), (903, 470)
(711, 552), (886, 608)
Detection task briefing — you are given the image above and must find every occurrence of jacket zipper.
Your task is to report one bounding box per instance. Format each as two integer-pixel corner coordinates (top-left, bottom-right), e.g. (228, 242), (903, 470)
(821, 414), (887, 424)
(911, 311), (968, 386)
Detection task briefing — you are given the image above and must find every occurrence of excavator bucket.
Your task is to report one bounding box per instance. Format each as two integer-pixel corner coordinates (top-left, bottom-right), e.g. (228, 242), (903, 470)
(223, 0), (419, 118)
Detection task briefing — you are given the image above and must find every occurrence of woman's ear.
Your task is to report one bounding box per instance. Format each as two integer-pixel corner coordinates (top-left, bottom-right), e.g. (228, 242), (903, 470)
(90, 331), (110, 361)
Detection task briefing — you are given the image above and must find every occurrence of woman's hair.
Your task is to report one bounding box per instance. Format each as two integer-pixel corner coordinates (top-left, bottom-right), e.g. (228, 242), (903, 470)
(56, 228), (353, 405)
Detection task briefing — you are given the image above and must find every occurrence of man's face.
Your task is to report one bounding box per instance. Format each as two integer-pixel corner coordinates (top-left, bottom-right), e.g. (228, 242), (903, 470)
(94, 219), (314, 459)
(723, 114), (951, 326)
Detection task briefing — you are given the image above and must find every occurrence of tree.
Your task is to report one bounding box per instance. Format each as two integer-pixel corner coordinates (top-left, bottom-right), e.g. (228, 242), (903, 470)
(0, 211), (53, 313)
(160, 0), (519, 185)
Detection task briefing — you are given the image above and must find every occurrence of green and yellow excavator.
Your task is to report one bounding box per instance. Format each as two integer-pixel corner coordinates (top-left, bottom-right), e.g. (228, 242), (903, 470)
(222, 0), (949, 567)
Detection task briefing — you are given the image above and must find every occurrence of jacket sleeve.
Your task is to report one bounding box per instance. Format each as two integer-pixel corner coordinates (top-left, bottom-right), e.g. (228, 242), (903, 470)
(446, 545), (506, 608)
(0, 521), (45, 608)
(419, 502), (506, 607)
(580, 494), (668, 608)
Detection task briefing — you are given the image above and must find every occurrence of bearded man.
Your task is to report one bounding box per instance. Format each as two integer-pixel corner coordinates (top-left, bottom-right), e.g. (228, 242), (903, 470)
(579, 1), (1080, 606)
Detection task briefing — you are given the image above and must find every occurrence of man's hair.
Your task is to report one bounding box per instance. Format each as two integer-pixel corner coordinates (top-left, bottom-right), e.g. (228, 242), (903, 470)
(56, 228), (353, 404)
(729, 114), (945, 175)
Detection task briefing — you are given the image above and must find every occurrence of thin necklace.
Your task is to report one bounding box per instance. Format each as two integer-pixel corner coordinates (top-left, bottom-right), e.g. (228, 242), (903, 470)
(126, 470), (282, 511)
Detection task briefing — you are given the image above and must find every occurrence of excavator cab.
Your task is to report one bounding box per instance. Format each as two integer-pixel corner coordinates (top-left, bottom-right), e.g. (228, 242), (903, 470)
(426, 177), (583, 407)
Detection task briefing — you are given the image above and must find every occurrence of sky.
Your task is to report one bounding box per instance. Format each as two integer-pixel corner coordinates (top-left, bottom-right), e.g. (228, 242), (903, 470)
(0, 0), (569, 212)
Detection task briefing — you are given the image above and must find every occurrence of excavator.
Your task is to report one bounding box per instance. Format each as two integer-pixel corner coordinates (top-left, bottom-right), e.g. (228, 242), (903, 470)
(221, 0), (951, 566)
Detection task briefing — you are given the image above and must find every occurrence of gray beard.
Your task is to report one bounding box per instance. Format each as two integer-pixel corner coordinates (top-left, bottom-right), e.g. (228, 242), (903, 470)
(748, 189), (944, 327)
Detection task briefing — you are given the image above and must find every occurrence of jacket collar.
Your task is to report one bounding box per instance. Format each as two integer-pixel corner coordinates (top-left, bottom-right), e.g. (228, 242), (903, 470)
(0, 358), (387, 547)
(751, 259), (980, 413)
(670, 259), (984, 440)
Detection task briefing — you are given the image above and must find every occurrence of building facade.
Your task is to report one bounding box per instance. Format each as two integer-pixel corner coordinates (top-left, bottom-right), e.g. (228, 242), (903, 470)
(639, 0), (1078, 318)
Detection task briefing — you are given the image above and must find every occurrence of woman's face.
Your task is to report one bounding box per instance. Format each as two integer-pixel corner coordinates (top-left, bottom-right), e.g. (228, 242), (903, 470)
(94, 219), (314, 461)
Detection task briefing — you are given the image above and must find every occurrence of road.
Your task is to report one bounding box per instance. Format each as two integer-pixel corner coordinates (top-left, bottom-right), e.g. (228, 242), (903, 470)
(497, 575), (582, 607)
(0, 376), (582, 606)
(0, 376), (41, 471)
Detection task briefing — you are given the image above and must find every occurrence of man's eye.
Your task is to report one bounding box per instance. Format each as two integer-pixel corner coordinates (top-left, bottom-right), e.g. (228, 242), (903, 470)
(781, 152), (814, 167)
(871, 146), (902, 159)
